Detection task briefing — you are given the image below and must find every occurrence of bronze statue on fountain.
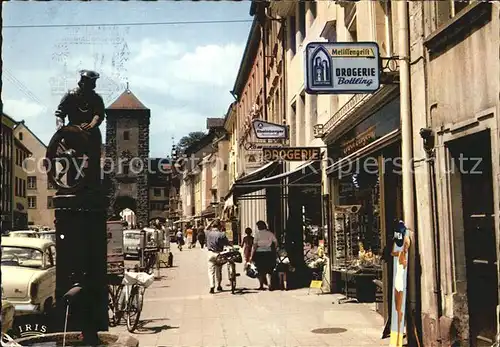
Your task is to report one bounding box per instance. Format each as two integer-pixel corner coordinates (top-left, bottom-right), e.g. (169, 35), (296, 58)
(43, 70), (109, 346)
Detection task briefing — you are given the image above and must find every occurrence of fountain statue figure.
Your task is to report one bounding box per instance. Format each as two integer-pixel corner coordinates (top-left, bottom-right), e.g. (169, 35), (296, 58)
(45, 70), (109, 346)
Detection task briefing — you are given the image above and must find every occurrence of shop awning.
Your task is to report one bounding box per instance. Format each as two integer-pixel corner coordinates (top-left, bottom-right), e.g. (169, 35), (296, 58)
(231, 161), (280, 198)
(233, 160), (322, 194)
(201, 206), (216, 217)
(327, 129), (400, 173)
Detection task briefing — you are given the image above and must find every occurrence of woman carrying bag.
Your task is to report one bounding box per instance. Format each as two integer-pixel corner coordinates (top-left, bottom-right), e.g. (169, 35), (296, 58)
(250, 220), (278, 291)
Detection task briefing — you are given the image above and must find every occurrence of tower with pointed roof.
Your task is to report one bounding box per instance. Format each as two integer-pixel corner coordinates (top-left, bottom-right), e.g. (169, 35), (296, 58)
(105, 86), (150, 225)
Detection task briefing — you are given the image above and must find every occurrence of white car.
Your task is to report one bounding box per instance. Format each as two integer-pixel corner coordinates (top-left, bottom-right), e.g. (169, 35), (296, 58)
(123, 229), (141, 258)
(8, 230), (38, 238)
(1, 237), (56, 315)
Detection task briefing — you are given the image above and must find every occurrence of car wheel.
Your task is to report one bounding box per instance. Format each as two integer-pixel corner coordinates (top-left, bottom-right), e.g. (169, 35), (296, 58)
(43, 297), (54, 315)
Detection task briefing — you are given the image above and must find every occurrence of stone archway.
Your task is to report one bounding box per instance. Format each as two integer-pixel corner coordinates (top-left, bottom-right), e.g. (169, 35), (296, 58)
(114, 195), (137, 214)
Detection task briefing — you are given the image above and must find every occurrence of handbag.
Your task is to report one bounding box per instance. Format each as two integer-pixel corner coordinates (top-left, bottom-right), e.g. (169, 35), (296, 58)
(245, 262), (258, 278)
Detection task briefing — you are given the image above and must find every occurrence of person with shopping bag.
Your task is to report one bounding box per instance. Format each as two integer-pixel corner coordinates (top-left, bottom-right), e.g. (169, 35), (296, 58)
(250, 220), (278, 291)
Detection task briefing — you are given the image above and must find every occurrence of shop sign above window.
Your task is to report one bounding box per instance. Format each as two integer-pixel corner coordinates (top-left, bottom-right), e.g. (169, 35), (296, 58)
(305, 42), (380, 94)
(263, 147), (322, 162)
(340, 126), (376, 156)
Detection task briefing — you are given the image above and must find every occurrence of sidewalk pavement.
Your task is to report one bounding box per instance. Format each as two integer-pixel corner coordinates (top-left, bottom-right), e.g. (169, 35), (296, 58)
(110, 244), (390, 347)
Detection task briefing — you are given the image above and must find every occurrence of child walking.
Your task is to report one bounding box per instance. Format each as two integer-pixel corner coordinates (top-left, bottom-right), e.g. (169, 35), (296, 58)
(241, 227), (254, 268)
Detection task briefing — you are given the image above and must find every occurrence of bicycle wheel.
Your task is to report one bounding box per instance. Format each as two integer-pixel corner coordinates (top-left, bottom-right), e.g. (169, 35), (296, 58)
(108, 287), (116, 327)
(108, 285), (123, 326)
(126, 285), (144, 333)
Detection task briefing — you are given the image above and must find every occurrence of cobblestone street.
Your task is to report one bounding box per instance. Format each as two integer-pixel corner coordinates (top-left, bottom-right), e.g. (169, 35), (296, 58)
(110, 245), (388, 347)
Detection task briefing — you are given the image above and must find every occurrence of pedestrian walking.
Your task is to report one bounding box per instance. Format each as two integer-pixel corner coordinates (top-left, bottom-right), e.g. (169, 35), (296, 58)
(192, 227), (198, 248)
(206, 219), (229, 294)
(241, 227), (254, 268)
(250, 220), (278, 291)
(197, 225), (206, 248)
(185, 225), (194, 249)
(176, 229), (184, 251)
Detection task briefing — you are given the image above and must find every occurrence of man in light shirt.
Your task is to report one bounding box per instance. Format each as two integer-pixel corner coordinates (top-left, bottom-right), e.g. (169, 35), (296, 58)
(206, 219), (230, 294)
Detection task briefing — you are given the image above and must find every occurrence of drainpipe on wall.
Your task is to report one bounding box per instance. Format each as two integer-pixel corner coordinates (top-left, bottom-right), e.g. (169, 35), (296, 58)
(261, 21), (268, 121)
(397, 1), (420, 346)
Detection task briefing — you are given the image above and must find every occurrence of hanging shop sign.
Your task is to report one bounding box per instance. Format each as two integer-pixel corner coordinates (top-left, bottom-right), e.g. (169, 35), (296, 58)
(244, 141), (284, 151)
(305, 41), (380, 94)
(252, 120), (288, 140)
(263, 147), (322, 162)
(389, 220), (411, 347)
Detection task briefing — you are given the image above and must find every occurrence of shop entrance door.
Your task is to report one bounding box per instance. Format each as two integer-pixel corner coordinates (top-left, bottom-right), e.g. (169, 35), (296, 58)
(448, 130), (498, 346)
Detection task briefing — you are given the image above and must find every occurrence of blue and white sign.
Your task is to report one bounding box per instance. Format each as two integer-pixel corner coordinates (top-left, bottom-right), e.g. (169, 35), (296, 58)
(305, 42), (380, 94)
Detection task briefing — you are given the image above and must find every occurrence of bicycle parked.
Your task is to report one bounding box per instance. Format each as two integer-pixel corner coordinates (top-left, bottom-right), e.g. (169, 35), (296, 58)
(216, 245), (243, 294)
(108, 266), (155, 333)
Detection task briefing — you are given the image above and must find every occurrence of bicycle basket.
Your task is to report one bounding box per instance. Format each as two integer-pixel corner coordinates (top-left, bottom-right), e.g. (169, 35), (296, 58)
(123, 271), (155, 288)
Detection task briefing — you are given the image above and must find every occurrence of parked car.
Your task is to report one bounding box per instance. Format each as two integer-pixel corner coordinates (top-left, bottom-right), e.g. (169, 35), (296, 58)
(1, 237), (56, 315)
(38, 230), (56, 243)
(8, 230), (38, 238)
(123, 229), (141, 258)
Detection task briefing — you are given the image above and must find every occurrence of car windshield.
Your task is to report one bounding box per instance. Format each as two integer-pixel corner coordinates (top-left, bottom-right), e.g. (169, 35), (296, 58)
(125, 233), (140, 239)
(11, 233), (36, 238)
(1, 246), (44, 269)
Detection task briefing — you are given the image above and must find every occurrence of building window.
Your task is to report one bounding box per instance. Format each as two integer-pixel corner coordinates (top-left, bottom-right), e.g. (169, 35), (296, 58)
(27, 176), (36, 189)
(124, 131), (130, 140)
(15, 177), (19, 197)
(436, 0), (471, 28)
(122, 163), (129, 175)
(150, 202), (165, 211)
(47, 196), (54, 209)
(153, 188), (162, 197)
(28, 196), (37, 209)
(22, 179), (26, 198)
(19, 132), (23, 141)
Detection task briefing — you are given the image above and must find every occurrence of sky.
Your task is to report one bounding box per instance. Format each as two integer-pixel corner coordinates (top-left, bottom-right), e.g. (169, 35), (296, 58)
(2, 1), (252, 158)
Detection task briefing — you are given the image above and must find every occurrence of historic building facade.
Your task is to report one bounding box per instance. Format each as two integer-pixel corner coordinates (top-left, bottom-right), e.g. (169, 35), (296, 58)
(225, 5), (288, 240)
(14, 121), (57, 229)
(105, 88), (150, 226)
(409, 2), (500, 346)
(148, 158), (175, 222)
(1, 113), (15, 232)
(12, 135), (31, 230)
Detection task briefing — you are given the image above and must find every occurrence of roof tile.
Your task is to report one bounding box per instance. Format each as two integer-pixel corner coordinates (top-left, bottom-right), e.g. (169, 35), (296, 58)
(107, 89), (148, 110)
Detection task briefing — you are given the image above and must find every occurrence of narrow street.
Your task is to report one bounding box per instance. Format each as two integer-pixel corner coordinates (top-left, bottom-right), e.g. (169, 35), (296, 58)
(111, 245), (387, 347)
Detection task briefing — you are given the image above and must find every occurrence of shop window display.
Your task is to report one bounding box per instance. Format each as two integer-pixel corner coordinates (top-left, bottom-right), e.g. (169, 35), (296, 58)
(333, 159), (382, 271)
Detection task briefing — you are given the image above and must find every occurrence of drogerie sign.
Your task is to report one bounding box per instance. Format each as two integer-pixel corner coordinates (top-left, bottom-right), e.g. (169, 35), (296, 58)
(263, 147), (322, 162)
(305, 41), (380, 94)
